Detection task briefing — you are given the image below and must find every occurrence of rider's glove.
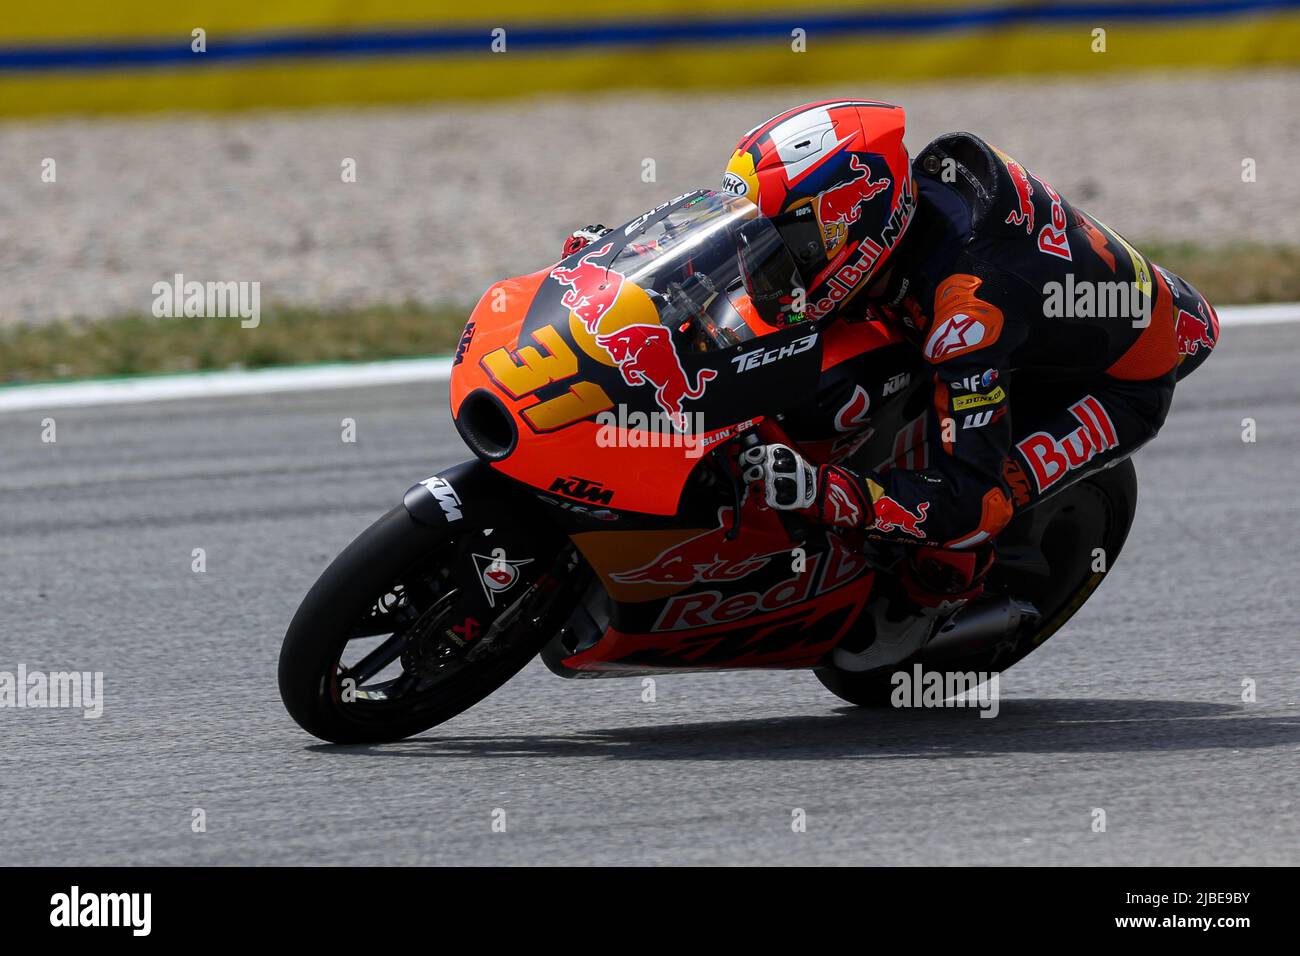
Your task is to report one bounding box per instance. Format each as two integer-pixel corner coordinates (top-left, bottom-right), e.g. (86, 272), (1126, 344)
(740, 443), (873, 529)
(562, 224), (611, 258)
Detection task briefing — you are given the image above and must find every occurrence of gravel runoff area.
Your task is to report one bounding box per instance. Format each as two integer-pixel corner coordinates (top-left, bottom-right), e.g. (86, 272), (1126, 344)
(1, 68), (1296, 327)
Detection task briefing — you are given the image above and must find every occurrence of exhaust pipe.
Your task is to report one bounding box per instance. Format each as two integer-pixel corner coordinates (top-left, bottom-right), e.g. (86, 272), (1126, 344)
(924, 596), (1040, 658)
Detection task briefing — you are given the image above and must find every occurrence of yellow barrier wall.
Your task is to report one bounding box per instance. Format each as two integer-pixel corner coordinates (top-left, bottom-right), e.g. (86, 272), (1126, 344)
(2, 1), (1298, 117)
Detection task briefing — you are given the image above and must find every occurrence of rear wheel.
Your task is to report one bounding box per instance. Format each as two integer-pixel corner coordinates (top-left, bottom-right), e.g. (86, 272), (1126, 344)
(278, 506), (575, 743)
(816, 458), (1137, 707)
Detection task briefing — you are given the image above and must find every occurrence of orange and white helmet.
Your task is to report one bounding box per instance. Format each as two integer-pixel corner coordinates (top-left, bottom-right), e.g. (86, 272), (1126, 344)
(723, 100), (915, 323)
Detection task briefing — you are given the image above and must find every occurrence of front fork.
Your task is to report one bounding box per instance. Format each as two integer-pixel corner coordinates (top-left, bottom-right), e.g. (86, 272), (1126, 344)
(402, 458), (571, 656)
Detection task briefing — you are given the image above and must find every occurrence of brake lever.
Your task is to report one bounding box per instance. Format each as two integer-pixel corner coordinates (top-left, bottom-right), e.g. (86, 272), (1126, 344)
(722, 433), (760, 541)
(719, 431), (808, 547)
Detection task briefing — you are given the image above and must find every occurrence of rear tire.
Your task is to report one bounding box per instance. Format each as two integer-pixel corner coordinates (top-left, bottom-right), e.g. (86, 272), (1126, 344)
(816, 458), (1138, 707)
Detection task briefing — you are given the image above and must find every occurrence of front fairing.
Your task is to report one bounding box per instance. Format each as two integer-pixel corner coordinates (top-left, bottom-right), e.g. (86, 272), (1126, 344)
(449, 191), (830, 516)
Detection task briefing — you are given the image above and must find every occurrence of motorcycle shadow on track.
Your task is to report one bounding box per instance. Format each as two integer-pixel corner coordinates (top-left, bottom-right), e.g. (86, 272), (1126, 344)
(305, 699), (1299, 762)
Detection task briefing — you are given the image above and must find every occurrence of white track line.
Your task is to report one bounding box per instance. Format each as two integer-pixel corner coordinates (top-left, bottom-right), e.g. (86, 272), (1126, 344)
(1, 303), (1297, 413)
(0, 357), (453, 412)
(1214, 302), (1300, 325)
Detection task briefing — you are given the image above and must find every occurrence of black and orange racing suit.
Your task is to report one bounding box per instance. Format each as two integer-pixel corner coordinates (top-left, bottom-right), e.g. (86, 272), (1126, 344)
(822, 132), (1219, 558)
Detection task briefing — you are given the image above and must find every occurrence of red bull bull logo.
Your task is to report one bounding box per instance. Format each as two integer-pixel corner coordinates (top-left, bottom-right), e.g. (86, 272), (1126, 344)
(1176, 302), (1217, 357)
(549, 242), (624, 332)
(872, 496), (929, 538)
(596, 324), (717, 428)
(816, 155), (891, 248)
(1002, 155), (1035, 235)
(612, 492), (787, 586)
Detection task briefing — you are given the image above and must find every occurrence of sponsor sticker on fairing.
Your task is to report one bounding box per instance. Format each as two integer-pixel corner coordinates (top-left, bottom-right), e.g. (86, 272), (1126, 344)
(730, 332), (818, 372)
(419, 476), (463, 520)
(472, 551), (533, 607)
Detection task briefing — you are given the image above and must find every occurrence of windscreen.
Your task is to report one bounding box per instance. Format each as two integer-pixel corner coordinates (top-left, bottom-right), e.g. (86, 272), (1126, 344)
(612, 191), (804, 350)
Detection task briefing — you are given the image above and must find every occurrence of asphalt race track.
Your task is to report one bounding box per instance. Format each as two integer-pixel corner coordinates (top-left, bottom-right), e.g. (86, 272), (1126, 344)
(2, 323), (1297, 866)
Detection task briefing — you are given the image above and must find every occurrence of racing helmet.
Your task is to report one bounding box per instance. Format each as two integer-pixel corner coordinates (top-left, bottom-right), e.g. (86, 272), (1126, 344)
(723, 100), (915, 326)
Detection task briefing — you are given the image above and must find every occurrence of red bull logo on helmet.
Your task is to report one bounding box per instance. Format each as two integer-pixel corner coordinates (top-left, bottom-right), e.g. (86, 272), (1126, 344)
(549, 242), (624, 332)
(596, 324), (717, 429)
(805, 175), (916, 321)
(816, 154), (891, 252)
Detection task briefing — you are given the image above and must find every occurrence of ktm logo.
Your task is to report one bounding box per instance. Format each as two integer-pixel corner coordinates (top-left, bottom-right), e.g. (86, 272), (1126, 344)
(549, 475), (614, 505)
(419, 476), (462, 521)
(881, 372), (910, 396)
(453, 322), (475, 366)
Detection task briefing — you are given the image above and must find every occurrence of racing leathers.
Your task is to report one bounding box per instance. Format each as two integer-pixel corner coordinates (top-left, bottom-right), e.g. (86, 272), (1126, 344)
(750, 132), (1219, 581)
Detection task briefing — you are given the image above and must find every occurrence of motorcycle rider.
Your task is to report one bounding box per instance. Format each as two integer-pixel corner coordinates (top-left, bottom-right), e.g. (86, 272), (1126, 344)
(717, 100), (1219, 616)
(563, 99), (1218, 628)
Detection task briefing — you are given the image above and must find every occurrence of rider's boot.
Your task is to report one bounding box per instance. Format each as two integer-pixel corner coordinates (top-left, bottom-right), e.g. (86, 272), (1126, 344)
(832, 545), (994, 671)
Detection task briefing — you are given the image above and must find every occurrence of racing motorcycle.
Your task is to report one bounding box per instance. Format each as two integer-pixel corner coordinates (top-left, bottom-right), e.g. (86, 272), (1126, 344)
(278, 190), (1137, 744)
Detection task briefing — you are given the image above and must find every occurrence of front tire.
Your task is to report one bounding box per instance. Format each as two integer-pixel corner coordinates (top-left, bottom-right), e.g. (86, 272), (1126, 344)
(278, 506), (569, 743)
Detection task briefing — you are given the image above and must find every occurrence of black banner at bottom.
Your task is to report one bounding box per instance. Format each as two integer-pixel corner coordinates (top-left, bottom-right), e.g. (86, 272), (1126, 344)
(0, 866), (1287, 940)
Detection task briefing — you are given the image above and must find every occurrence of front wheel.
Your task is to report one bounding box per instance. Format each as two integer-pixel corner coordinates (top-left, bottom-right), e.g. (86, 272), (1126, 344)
(278, 506), (575, 743)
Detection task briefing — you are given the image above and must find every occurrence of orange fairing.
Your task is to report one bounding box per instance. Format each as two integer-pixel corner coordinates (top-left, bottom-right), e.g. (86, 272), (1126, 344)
(821, 316), (901, 371)
(560, 538), (876, 672)
(450, 270), (712, 516)
(449, 267), (550, 413)
(493, 418), (705, 516)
